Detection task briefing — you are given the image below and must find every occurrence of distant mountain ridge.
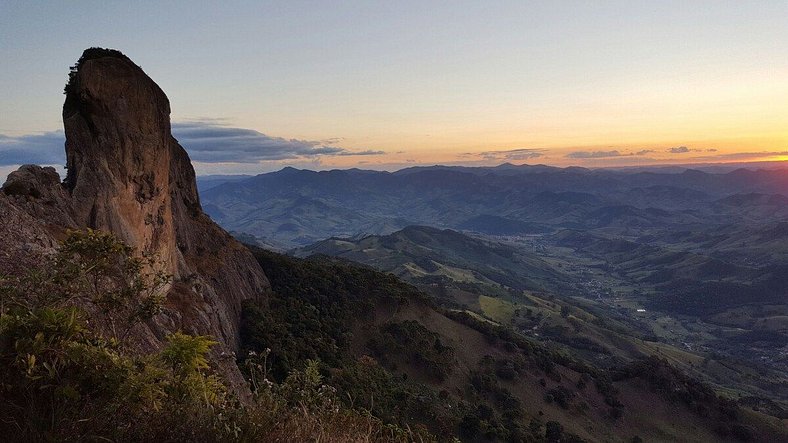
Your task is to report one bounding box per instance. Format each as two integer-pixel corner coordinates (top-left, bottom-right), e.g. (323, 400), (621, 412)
(201, 164), (788, 248)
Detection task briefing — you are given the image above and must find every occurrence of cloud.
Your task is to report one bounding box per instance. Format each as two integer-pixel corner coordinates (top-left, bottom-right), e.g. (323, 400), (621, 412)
(566, 150), (623, 159)
(0, 122), (383, 167)
(336, 149), (386, 156)
(172, 121), (383, 162)
(668, 146), (692, 153)
(469, 148), (545, 161)
(635, 149), (655, 155)
(0, 131), (65, 166)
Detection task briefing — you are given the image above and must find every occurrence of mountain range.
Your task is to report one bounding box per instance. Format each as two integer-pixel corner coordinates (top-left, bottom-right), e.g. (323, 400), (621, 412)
(199, 164), (788, 249)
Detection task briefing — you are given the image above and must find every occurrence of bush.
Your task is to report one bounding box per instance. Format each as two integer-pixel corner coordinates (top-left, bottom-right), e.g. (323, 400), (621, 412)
(0, 231), (238, 440)
(0, 230), (432, 442)
(369, 320), (455, 382)
(545, 421), (564, 441)
(546, 386), (575, 409)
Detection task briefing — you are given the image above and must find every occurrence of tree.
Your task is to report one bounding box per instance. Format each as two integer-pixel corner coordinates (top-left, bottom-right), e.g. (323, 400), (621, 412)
(545, 421), (564, 441)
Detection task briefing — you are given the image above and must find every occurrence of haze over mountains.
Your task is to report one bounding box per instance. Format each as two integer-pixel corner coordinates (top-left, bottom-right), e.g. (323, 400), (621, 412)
(200, 163), (788, 248)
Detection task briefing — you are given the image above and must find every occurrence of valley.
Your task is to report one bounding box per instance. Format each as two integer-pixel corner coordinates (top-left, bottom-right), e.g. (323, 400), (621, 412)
(294, 226), (788, 413)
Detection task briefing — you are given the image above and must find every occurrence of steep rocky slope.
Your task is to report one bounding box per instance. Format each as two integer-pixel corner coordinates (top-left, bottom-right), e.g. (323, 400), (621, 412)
(1, 48), (269, 391)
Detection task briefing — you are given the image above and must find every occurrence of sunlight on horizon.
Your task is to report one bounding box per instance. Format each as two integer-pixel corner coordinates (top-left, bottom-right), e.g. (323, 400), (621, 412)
(1, 1), (787, 173)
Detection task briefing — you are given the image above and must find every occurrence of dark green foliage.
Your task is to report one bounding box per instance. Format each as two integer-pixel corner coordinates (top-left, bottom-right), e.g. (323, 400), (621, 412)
(545, 420), (563, 441)
(331, 356), (461, 435)
(593, 374), (622, 408)
(540, 324), (611, 355)
(495, 360), (519, 380)
(252, 247), (429, 306)
(478, 354), (526, 383)
(0, 230), (235, 441)
(241, 247), (429, 381)
(459, 403), (523, 441)
(64, 47), (134, 95)
(612, 356), (746, 431)
(467, 368), (524, 438)
(241, 247), (457, 438)
(459, 412), (482, 438)
(241, 297), (343, 381)
(545, 386), (575, 409)
(368, 320), (455, 382)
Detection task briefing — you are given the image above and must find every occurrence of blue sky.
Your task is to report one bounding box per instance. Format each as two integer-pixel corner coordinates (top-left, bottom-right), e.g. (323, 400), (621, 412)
(2, 1), (787, 177)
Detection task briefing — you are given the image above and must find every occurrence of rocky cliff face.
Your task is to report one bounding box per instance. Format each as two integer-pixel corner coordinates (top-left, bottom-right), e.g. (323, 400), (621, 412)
(63, 50), (179, 275)
(1, 48), (269, 392)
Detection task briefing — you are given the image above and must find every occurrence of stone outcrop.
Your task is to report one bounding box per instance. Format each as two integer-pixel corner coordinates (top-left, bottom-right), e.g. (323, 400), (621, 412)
(1, 48), (269, 393)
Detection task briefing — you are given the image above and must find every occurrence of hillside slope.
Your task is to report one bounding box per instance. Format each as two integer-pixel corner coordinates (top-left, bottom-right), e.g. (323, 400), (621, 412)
(243, 248), (787, 442)
(296, 225), (570, 296)
(296, 226), (788, 415)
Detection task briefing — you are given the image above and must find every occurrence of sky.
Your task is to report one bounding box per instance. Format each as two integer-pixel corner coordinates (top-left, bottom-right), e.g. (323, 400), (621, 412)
(1, 1), (787, 177)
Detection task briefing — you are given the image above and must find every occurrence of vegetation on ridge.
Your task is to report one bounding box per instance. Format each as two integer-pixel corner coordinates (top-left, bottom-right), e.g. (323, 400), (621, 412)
(64, 47), (134, 95)
(0, 230), (425, 442)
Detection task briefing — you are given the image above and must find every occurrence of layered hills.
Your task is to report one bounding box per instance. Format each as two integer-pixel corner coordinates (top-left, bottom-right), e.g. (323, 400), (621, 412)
(202, 162), (788, 389)
(200, 164), (788, 248)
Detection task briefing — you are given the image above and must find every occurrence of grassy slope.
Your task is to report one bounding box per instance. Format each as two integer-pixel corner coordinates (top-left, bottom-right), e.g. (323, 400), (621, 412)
(243, 247), (787, 442)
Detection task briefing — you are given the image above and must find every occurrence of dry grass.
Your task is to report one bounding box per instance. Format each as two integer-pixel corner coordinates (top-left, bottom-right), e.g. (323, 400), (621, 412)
(237, 396), (436, 443)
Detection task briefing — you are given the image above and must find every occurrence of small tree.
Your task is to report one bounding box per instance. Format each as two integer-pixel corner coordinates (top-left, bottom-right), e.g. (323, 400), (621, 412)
(52, 229), (169, 344)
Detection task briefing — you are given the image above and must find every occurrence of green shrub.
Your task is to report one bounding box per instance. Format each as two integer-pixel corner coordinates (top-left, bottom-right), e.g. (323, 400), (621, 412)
(1, 230), (429, 442)
(368, 320), (455, 382)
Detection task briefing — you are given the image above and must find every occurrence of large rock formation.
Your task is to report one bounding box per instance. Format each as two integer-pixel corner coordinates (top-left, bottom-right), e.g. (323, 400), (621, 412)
(1, 48), (269, 392)
(63, 49), (180, 274)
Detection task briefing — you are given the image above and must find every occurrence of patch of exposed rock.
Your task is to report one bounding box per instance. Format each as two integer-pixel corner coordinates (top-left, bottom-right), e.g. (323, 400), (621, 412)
(2, 48), (270, 395)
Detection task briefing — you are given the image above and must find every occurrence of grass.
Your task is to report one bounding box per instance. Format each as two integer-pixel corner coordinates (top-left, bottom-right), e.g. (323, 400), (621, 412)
(478, 295), (517, 323)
